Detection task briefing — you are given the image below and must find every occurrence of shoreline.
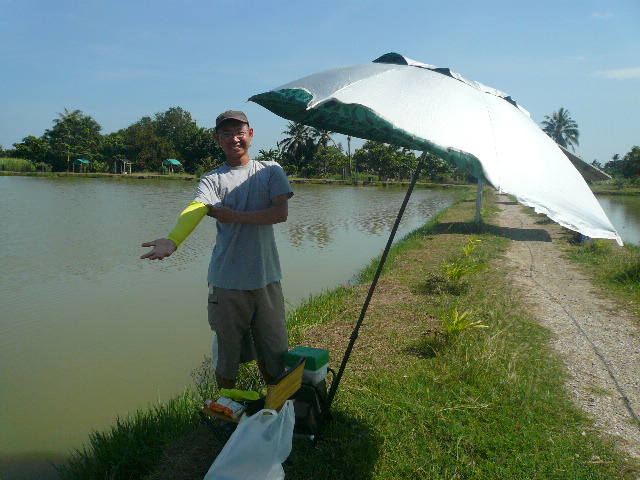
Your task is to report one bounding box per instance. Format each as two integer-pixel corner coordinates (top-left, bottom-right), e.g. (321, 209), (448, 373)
(0, 170), (471, 189)
(3, 170), (638, 195)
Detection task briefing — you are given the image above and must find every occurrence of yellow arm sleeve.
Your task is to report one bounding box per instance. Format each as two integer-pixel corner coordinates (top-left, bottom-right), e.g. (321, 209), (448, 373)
(167, 201), (208, 248)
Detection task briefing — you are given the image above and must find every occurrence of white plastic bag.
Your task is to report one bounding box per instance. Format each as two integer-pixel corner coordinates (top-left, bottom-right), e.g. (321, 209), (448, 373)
(204, 400), (295, 480)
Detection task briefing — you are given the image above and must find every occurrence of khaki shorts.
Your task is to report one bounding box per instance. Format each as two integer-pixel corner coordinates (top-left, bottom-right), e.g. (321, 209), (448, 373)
(207, 281), (288, 380)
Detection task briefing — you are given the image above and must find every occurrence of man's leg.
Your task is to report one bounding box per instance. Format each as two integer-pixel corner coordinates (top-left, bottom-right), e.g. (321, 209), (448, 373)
(256, 359), (274, 385)
(208, 286), (256, 387)
(251, 281), (289, 382)
(215, 373), (236, 389)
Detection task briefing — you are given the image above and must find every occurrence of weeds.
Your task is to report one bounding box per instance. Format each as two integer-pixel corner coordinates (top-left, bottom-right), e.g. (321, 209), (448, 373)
(442, 237), (488, 287)
(419, 237), (489, 295)
(441, 308), (488, 338)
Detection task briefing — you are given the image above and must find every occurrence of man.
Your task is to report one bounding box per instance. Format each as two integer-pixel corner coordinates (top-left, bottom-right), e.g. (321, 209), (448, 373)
(141, 110), (293, 389)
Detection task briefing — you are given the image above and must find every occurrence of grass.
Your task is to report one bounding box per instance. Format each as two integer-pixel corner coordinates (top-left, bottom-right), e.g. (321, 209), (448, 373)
(0, 157), (36, 172)
(56, 393), (202, 479)
(57, 188), (639, 479)
(562, 235), (640, 317)
(591, 182), (640, 196)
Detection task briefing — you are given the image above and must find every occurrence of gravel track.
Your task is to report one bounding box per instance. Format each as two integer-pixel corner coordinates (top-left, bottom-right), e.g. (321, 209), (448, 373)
(496, 195), (640, 460)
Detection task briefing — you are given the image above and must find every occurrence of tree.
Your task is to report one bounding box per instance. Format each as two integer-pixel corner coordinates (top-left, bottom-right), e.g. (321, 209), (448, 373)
(421, 153), (460, 181)
(278, 122), (314, 174)
(119, 108), (222, 174)
(310, 128), (334, 149)
(605, 146), (640, 180)
(255, 149), (281, 163)
(621, 146), (640, 179)
(180, 127), (222, 174)
(45, 108), (102, 171)
(352, 141), (418, 181)
(100, 133), (127, 162)
(541, 107), (580, 151)
(120, 115), (175, 172)
(153, 107), (196, 145)
(313, 145), (348, 177)
(12, 135), (50, 163)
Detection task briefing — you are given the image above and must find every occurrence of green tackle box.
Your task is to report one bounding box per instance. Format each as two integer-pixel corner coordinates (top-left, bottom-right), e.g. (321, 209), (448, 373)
(285, 346), (329, 384)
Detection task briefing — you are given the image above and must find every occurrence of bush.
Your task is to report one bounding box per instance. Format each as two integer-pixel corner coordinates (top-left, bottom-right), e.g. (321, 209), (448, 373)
(0, 157), (35, 172)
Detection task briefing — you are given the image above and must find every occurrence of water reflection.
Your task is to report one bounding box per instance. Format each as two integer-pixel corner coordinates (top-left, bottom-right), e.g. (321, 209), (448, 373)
(284, 185), (454, 250)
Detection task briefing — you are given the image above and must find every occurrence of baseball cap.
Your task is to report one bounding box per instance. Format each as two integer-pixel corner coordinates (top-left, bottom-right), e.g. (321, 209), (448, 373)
(215, 110), (249, 130)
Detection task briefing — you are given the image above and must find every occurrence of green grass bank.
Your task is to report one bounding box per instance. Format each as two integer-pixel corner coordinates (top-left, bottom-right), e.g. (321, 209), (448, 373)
(57, 188), (639, 479)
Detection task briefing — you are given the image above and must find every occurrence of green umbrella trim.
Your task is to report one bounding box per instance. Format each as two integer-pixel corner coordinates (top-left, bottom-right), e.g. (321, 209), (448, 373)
(250, 88), (490, 184)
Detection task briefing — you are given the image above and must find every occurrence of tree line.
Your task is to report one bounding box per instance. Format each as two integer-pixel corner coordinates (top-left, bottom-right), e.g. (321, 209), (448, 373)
(0, 106), (464, 182)
(3, 107), (224, 176)
(2, 106), (637, 184)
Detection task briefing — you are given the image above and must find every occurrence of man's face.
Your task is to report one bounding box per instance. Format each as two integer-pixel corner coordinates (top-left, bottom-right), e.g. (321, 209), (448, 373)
(215, 120), (254, 162)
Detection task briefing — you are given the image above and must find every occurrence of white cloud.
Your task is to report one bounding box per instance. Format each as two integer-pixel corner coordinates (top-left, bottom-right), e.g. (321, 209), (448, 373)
(594, 67), (640, 79)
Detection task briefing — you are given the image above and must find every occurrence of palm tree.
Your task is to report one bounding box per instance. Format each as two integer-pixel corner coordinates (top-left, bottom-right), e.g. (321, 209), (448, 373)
(541, 107), (580, 151)
(255, 148), (280, 162)
(278, 122), (313, 171)
(310, 128), (334, 149)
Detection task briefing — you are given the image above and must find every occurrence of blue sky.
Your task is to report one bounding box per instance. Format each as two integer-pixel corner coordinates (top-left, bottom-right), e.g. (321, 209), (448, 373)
(1, 0), (638, 164)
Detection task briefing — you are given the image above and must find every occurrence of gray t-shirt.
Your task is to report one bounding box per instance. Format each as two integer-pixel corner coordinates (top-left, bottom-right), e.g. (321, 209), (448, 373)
(194, 160), (293, 290)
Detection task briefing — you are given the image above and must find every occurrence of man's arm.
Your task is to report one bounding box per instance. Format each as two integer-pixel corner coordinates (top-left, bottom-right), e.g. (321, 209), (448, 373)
(209, 193), (289, 225)
(140, 238), (177, 260)
(141, 201), (208, 260)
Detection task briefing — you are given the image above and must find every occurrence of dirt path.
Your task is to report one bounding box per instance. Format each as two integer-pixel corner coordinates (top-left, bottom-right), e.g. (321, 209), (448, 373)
(495, 195), (640, 459)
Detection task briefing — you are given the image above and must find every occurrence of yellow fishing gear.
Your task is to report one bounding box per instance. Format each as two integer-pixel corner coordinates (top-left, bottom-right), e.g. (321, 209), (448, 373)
(167, 201), (208, 247)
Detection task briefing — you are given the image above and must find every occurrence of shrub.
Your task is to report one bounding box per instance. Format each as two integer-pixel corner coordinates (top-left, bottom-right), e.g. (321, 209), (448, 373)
(0, 157), (35, 172)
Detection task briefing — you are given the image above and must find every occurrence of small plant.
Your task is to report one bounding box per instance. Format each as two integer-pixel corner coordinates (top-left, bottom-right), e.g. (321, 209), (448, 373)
(462, 237), (481, 256)
(441, 308), (488, 338)
(442, 237), (488, 286)
(442, 259), (487, 284)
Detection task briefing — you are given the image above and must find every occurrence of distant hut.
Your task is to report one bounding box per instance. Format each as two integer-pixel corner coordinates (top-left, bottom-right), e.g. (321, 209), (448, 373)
(163, 158), (182, 174)
(73, 158), (91, 173)
(115, 158), (132, 174)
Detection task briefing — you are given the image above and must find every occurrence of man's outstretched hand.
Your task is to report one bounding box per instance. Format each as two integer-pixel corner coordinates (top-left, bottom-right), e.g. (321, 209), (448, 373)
(140, 238), (177, 260)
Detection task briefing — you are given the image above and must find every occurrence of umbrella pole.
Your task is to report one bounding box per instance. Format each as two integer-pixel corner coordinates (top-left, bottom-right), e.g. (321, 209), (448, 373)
(326, 154), (426, 410)
(475, 179), (484, 223)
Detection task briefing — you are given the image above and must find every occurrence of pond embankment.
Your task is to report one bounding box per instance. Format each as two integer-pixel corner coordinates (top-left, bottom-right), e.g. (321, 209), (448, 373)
(56, 187), (640, 480)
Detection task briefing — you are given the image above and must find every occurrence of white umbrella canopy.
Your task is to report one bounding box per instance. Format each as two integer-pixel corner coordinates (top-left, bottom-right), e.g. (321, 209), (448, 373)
(250, 52), (622, 245)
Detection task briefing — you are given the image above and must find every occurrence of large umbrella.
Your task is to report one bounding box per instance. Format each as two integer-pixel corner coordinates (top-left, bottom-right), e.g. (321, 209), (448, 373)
(249, 52), (622, 425)
(251, 52), (620, 244)
(559, 145), (611, 183)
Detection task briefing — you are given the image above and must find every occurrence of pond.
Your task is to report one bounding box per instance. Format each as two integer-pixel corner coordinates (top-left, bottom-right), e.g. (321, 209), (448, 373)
(0, 176), (458, 479)
(596, 194), (640, 246)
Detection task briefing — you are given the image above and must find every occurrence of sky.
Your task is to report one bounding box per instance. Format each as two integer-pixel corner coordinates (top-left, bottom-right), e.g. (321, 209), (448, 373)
(1, 0), (639, 164)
